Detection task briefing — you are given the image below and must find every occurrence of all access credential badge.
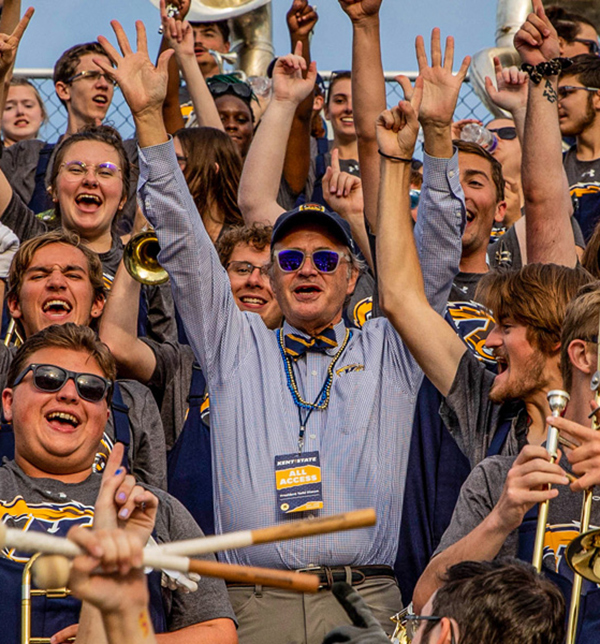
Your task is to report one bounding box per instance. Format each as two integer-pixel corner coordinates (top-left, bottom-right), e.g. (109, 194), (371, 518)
(275, 451), (323, 518)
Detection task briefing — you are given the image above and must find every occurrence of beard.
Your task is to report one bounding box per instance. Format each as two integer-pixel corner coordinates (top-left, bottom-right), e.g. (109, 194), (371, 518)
(560, 95), (597, 137)
(488, 350), (549, 404)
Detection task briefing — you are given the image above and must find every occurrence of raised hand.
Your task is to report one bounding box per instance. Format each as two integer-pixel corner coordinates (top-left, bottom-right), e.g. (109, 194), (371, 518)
(93, 443), (158, 546)
(514, 0), (560, 66)
(375, 79), (423, 160)
(323, 149), (364, 219)
(0, 6), (34, 80)
(485, 56), (529, 115)
(96, 20), (173, 119)
(287, 0), (318, 38)
(160, 0), (195, 57)
(272, 42), (317, 105)
(415, 28), (470, 129)
(492, 445), (568, 533)
(338, 0), (382, 23)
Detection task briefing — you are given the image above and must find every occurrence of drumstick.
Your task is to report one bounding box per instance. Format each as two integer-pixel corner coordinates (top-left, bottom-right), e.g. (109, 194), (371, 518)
(0, 524), (318, 593)
(154, 508), (377, 556)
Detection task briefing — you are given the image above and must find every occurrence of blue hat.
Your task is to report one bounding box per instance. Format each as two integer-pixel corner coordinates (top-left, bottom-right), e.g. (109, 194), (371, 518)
(271, 203), (355, 253)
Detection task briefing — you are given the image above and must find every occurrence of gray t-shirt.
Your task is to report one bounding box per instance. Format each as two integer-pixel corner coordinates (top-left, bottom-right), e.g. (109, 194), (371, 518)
(0, 459), (236, 630)
(439, 350), (529, 467)
(434, 453), (600, 575)
(142, 339), (197, 450)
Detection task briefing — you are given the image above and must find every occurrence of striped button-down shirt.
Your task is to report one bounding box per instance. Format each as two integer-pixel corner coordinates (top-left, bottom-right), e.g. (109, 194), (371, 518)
(139, 141), (465, 569)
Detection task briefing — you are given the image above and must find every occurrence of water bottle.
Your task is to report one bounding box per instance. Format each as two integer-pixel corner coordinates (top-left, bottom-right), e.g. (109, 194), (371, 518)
(460, 123), (498, 153)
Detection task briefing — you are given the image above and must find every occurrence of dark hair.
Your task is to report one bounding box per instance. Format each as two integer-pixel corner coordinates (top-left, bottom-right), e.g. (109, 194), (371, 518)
(7, 229), (106, 306)
(6, 323), (117, 401)
(326, 71), (351, 106)
(453, 139), (505, 202)
(175, 126), (244, 230)
(49, 125), (131, 234)
(53, 42), (112, 109)
(216, 222), (273, 266)
(560, 53), (600, 88)
(421, 560), (565, 644)
(546, 5), (597, 42)
(189, 19), (230, 44)
(475, 263), (594, 356)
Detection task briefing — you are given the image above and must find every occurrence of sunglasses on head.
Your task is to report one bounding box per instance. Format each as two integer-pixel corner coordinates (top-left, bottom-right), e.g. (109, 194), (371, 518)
(276, 249), (346, 273)
(487, 126), (517, 140)
(13, 364), (112, 403)
(207, 79), (254, 101)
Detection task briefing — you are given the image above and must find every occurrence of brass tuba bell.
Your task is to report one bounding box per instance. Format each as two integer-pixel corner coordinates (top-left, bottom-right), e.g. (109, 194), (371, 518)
(123, 230), (169, 286)
(566, 528), (600, 584)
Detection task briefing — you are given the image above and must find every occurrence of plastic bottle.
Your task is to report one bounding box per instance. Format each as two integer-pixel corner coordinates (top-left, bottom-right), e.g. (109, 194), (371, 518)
(460, 123), (498, 153)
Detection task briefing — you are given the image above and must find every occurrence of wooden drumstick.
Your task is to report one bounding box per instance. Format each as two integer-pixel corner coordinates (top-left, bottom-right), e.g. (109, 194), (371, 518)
(154, 508), (377, 557)
(0, 524), (319, 593)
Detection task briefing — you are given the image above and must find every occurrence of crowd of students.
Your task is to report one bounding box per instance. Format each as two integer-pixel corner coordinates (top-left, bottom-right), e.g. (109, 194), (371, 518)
(0, 0), (598, 642)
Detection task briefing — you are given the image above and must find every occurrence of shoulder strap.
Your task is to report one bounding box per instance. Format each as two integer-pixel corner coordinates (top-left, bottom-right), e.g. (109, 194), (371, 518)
(486, 413), (513, 457)
(111, 382), (131, 468)
(189, 363), (207, 403)
(27, 143), (55, 213)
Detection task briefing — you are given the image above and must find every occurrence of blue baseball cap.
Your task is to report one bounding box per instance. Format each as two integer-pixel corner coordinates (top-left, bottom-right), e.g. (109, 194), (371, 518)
(271, 203), (355, 253)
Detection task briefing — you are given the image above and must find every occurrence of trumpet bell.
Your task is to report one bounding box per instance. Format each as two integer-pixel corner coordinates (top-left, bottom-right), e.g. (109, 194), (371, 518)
(123, 231), (169, 286)
(148, 0), (270, 21)
(566, 528), (600, 584)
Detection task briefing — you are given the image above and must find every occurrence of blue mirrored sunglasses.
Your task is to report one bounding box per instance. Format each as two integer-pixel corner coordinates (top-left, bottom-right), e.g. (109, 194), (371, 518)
(276, 249), (345, 273)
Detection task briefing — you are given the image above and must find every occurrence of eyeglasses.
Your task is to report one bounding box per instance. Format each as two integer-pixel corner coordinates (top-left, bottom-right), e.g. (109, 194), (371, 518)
(571, 38), (600, 55)
(66, 70), (117, 87)
(13, 364), (112, 403)
(207, 78), (255, 101)
(275, 249), (347, 273)
(226, 261), (269, 277)
(410, 188), (421, 209)
(59, 160), (122, 182)
(487, 126), (517, 140)
(391, 612), (456, 644)
(557, 85), (600, 100)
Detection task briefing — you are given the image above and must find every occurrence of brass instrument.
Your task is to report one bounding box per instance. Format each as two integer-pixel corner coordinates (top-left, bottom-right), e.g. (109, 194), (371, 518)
(4, 318), (23, 348)
(123, 230), (169, 286)
(21, 552), (72, 644)
(562, 315), (600, 644)
(148, 0), (274, 77)
(532, 389), (570, 571)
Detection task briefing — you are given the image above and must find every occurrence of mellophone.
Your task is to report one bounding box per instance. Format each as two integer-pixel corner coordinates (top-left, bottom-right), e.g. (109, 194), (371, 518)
(0, 508), (377, 593)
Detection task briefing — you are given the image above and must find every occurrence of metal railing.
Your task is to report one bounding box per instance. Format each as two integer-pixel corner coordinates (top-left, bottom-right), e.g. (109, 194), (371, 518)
(14, 68), (492, 143)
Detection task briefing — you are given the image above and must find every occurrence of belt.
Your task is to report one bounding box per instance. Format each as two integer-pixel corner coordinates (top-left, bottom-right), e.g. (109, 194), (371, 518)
(226, 565), (396, 591)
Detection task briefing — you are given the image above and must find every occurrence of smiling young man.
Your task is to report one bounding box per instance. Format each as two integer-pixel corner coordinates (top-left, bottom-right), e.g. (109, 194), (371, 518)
(100, 22), (466, 644)
(0, 323), (237, 644)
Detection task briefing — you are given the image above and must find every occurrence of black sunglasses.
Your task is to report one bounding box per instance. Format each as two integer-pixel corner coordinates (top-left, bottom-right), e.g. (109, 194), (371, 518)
(276, 249), (346, 273)
(487, 126), (517, 140)
(13, 363), (112, 403)
(572, 38), (600, 55)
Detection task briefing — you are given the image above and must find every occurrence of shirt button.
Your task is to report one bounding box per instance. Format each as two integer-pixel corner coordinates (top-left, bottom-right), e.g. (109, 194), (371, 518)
(448, 170), (455, 178)
(311, 370), (318, 376)
(310, 434), (316, 439)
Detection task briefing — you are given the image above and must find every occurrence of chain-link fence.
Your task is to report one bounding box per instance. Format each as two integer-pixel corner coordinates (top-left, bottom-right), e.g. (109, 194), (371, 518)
(15, 68), (493, 143)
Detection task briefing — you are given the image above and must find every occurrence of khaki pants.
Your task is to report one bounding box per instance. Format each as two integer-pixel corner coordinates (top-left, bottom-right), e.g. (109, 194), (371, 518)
(228, 573), (402, 644)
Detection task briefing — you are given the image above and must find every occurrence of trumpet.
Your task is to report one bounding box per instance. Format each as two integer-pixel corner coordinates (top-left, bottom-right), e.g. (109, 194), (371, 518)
(123, 230), (169, 286)
(532, 389), (570, 571)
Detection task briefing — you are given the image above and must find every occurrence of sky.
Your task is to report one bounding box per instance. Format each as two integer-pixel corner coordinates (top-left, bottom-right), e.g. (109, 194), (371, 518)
(15, 0), (498, 74)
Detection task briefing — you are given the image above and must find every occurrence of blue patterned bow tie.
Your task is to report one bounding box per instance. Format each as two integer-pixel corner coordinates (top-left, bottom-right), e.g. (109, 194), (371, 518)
(283, 327), (338, 359)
